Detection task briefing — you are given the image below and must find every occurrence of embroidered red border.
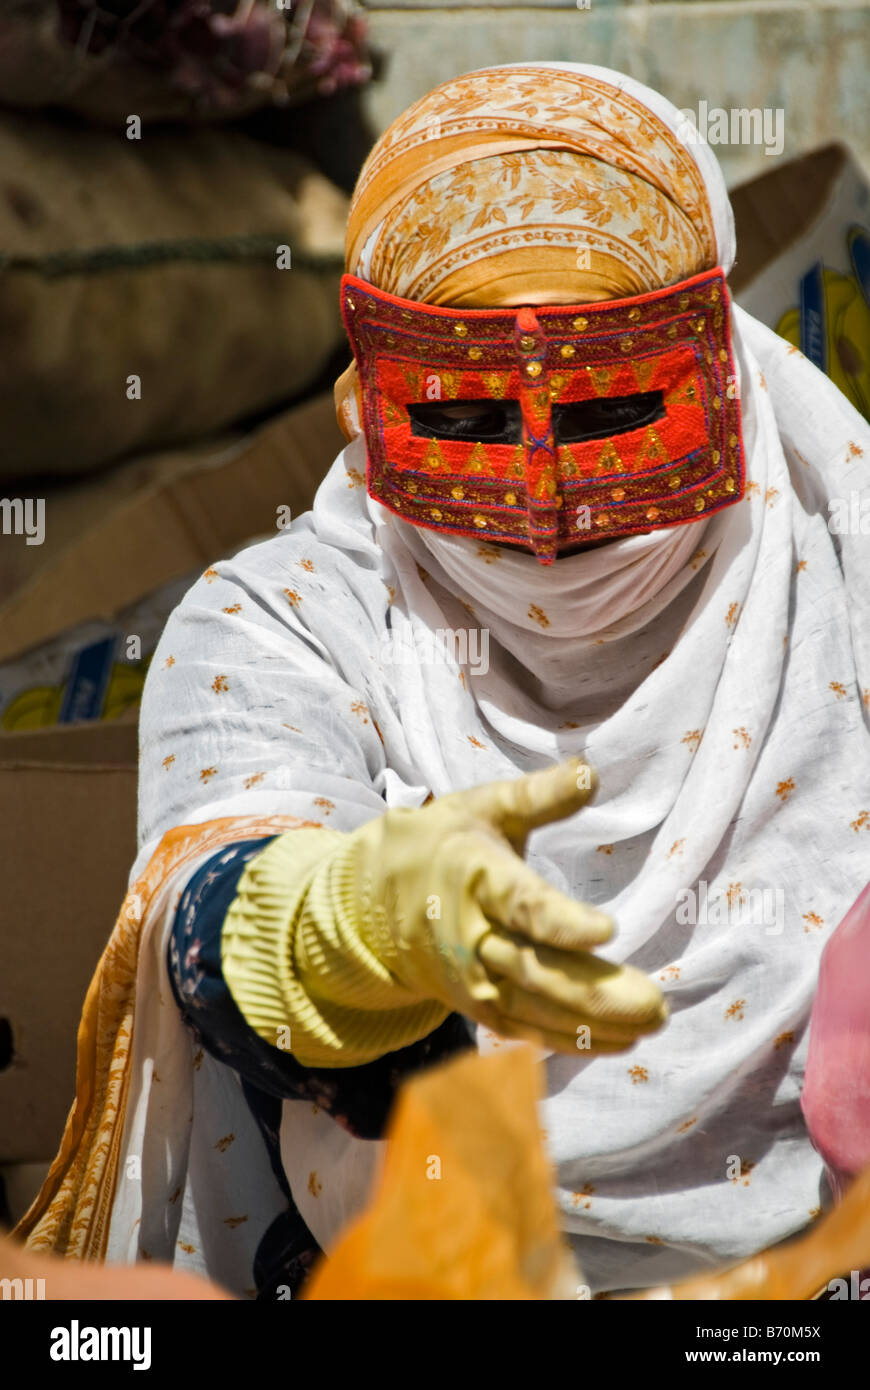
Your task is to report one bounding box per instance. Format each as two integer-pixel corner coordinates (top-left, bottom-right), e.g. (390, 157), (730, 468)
(341, 268), (746, 562)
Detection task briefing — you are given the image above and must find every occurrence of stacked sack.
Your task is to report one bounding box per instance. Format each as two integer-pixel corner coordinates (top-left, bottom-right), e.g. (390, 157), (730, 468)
(0, 0), (371, 483)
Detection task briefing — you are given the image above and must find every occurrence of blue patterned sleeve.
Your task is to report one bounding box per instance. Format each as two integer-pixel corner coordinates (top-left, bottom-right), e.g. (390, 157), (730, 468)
(167, 837), (474, 1141)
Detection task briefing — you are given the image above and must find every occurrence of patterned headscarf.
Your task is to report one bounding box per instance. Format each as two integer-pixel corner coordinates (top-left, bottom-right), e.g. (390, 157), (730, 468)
(336, 63), (722, 437)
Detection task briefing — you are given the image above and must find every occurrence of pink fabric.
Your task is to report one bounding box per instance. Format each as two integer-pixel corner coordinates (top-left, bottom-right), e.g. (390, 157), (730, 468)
(802, 881), (870, 1202)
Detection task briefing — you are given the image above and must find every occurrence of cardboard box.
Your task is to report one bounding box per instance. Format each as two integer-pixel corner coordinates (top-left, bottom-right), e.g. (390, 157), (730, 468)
(0, 389), (344, 1162)
(0, 389), (345, 664)
(0, 428), (246, 605)
(0, 722), (138, 1163)
(730, 143), (870, 420)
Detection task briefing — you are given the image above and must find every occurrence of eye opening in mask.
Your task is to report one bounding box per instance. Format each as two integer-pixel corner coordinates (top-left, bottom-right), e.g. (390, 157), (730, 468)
(408, 399), (520, 443)
(407, 391), (666, 446)
(554, 390), (666, 443)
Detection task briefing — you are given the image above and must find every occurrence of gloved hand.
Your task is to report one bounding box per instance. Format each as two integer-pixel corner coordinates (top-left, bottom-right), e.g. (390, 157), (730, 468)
(341, 758), (667, 1054)
(222, 759), (667, 1065)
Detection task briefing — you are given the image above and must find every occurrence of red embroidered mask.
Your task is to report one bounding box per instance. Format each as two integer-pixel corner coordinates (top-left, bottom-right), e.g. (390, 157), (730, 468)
(341, 268), (745, 565)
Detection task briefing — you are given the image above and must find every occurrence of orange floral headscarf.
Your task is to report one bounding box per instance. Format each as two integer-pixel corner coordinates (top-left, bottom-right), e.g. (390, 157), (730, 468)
(336, 63), (718, 437)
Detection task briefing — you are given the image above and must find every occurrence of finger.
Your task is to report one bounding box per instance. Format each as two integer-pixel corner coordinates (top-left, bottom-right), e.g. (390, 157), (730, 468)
(478, 931), (667, 1030)
(468, 837), (615, 951)
(461, 759), (598, 849)
(440, 897), (503, 1008)
(489, 977), (648, 1048)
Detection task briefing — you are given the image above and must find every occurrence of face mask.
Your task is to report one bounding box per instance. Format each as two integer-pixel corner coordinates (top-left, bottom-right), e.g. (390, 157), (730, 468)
(341, 267), (745, 565)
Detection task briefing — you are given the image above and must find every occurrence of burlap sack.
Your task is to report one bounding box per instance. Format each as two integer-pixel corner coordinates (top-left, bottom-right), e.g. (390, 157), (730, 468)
(0, 112), (350, 481)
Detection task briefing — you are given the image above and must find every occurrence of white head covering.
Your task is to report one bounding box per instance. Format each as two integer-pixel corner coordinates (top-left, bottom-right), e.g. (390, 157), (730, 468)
(383, 61), (734, 648)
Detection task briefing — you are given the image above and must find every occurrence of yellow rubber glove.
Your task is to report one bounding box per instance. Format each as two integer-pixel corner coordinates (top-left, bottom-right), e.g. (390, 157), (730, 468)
(222, 759), (667, 1066)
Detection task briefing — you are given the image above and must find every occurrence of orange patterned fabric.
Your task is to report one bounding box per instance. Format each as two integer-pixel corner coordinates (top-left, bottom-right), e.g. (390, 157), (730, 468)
(336, 64), (718, 438)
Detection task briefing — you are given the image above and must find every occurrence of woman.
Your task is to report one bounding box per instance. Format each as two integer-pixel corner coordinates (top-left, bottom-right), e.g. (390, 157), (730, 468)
(18, 61), (870, 1298)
